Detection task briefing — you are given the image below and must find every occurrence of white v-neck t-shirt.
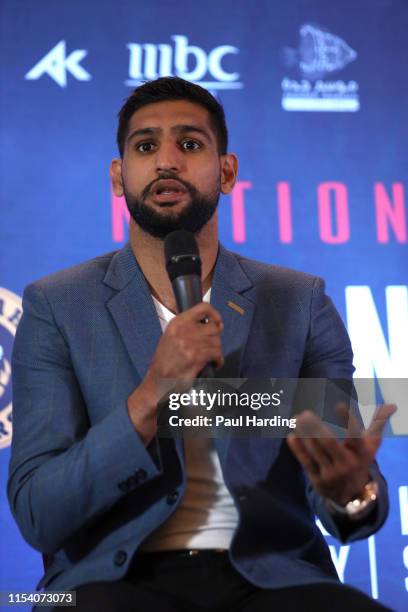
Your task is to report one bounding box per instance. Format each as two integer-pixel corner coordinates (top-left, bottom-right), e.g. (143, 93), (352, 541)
(140, 289), (239, 551)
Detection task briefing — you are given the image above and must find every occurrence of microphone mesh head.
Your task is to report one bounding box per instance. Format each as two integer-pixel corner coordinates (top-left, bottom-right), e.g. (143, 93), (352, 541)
(164, 230), (201, 280)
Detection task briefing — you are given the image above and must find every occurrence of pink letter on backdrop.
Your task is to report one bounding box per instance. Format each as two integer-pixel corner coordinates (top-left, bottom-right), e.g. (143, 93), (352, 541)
(276, 181), (293, 243)
(112, 191), (130, 242)
(230, 181), (251, 243)
(375, 182), (407, 243)
(318, 182), (350, 244)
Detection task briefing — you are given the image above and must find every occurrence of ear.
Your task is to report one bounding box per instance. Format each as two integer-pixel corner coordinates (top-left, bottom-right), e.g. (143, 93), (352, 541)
(220, 153), (238, 195)
(110, 158), (124, 197)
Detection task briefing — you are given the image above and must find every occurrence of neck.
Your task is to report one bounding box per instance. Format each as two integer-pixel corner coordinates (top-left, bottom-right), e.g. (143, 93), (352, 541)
(129, 215), (219, 313)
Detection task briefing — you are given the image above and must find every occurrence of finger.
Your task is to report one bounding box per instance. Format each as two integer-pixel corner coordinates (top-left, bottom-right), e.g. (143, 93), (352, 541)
(193, 336), (223, 353)
(287, 435), (320, 476)
(295, 410), (354, 465)
(346, 404), (396, 455)
(167, 319), (221, 342)
(344, 435), (380, 461)
(308, 435), (350, 465)
(195, 347), (224, 371)
(366, 403), (397, 438)
(302, 438), (334, 468)
(180, 321), (222, 339)
(335, 401), (365, 455)
(182, 334), (223, 359)
(197, 321), (224, 336)
(335, 402), (363, 439)
(185, 303), (223, 326)
(295, 410), (333, 439)
(297, 408), (374, 469)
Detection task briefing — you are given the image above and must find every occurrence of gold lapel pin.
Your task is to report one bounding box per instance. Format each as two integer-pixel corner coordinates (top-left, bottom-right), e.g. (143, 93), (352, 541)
(227, 301), (245, 315)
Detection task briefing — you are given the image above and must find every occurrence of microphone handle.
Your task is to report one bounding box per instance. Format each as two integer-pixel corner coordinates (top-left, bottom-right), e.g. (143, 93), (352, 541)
(172, 274), (202, 312)
(171, 274), (216, 378)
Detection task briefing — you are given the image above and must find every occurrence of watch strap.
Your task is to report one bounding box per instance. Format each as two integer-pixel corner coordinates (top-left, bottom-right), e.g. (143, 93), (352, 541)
(325, 480), (379, 521)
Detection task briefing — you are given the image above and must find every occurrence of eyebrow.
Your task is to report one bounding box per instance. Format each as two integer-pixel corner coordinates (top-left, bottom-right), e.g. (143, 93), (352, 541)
(127, 124), (213, 144)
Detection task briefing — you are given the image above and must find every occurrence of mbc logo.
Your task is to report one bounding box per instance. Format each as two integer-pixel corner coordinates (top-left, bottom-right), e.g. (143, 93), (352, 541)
(126, 35), (242, 91)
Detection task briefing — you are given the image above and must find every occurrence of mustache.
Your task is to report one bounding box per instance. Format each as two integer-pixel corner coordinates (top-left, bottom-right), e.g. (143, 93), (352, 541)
(141, 172), (198, 201)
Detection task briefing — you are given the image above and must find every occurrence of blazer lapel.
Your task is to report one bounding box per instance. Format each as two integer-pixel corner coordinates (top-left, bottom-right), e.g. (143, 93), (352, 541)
(210, 246), (255, 464)
(103, 243), (162, 382)
(211, 245), (255, 377)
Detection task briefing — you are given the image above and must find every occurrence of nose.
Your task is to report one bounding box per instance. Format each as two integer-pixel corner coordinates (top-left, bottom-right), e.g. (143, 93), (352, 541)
(155, 141), (184, 174)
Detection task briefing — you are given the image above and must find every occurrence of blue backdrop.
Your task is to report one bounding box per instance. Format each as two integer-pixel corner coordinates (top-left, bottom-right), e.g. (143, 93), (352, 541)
(1, 1), (407, 610)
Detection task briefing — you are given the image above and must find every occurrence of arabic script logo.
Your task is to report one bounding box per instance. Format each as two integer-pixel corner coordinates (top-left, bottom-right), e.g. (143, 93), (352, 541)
(281, 24), (359, 112)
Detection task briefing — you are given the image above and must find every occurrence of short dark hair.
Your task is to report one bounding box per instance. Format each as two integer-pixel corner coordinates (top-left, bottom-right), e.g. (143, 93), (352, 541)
(116, 76), (228, 157)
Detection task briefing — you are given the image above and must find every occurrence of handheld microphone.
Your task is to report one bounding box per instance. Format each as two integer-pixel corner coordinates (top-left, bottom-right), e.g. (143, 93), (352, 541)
(164, 230), (215, 378)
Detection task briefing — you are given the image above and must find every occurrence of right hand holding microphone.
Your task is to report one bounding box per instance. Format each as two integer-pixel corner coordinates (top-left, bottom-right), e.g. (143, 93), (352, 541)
(127, 302), (223, 444)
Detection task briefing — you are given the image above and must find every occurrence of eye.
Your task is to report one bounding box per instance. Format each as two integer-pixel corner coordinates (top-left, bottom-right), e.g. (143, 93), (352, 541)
(136, 142), (155, 153)
(181, 139), (201, 151)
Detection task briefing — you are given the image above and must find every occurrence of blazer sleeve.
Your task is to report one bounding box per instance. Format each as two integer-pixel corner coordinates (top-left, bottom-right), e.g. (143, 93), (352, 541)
(300, 277), (389, 543)
(7, 282), (162, 554)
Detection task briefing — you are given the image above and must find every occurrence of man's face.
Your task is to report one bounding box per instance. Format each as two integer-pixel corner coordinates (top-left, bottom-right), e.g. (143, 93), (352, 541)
(110, 100), (237, 239)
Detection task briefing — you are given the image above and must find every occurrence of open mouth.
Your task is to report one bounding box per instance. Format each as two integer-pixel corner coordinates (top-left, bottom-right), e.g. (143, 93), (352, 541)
(150, 179), (188, 204)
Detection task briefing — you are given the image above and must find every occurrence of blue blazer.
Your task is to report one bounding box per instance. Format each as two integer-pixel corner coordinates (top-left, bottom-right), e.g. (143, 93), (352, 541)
(8, 243), (388, 591)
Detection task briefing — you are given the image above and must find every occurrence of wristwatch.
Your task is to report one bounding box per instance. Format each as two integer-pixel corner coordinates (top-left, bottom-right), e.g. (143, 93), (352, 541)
(325, 480), (379, 521)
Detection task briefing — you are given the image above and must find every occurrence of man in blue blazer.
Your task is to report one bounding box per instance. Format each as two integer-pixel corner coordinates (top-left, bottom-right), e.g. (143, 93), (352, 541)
(8, 77), (392, 611)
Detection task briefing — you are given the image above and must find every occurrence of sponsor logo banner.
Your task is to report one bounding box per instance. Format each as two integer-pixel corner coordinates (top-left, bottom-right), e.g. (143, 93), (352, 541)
(281, 24), (359, 112)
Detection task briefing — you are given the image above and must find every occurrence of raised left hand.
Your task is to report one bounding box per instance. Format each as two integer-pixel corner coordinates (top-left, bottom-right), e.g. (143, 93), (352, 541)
(286, 403), (396, 505)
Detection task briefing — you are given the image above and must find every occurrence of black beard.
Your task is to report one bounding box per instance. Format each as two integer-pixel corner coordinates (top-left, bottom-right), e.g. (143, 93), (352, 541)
(123, 173), (220, 239)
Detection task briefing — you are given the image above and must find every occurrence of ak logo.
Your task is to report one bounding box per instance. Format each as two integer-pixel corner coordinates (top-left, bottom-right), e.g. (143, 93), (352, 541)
(0, 287), (22, 449)
(126, 35), (242, 94)
(25, 40), (91, 88)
